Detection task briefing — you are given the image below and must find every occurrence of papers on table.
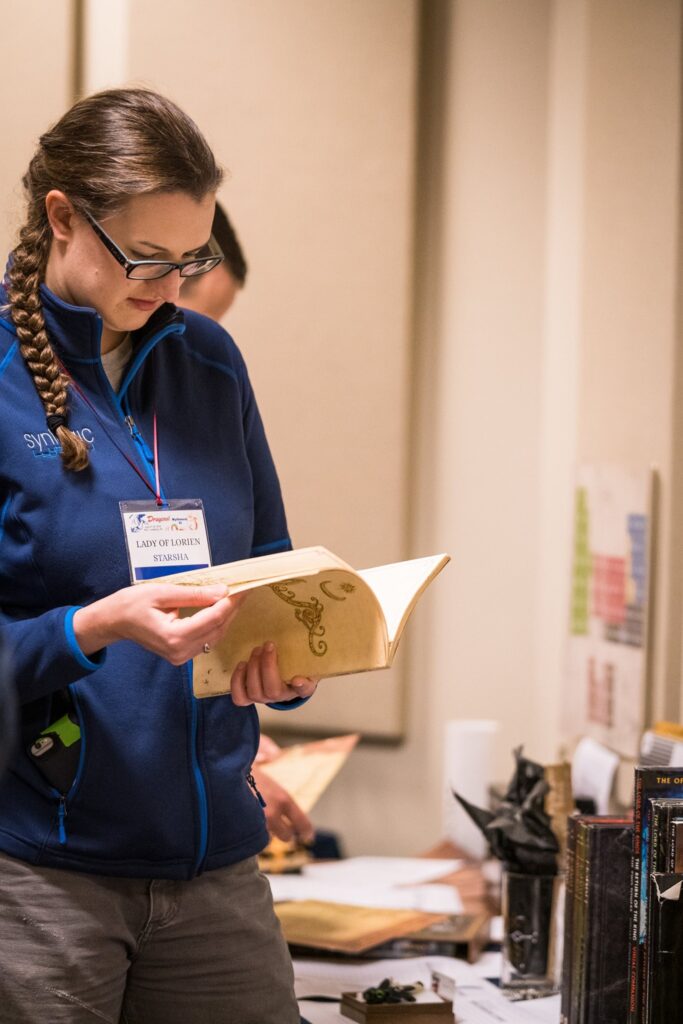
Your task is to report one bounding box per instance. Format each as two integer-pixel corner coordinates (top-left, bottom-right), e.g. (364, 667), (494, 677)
(294, 955), (561, 1023)
(268, 856), (464, 914)
(269, 874), (463, 914)
(302, 856), (462, 887)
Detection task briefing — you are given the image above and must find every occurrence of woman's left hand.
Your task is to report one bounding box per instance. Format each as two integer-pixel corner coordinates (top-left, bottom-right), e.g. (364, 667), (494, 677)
(230, 642), (319, 706)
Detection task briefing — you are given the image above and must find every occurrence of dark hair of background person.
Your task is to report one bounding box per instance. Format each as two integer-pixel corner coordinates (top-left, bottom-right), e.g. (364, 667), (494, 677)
(6, 87), (223, 473)
(212, 202), (248, 285)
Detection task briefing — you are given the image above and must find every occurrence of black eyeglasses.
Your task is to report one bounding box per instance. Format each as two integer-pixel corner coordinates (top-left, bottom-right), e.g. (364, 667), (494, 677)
(83, 211), (224, 281)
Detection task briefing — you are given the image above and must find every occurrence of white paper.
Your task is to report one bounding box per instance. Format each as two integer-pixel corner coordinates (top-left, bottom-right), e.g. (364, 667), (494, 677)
(571, 735), (620, 814)
(301, 856), (462, 888)
(294, 955), (561, 1023)
(268, 874), (463, 913)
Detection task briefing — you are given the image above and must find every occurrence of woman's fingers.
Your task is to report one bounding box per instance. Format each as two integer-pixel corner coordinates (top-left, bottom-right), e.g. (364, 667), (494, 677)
(151, 583), (230, 608)
(230, 660), (252, 706)
(230, 645), (319, 706)
(258, 643), (288, 702)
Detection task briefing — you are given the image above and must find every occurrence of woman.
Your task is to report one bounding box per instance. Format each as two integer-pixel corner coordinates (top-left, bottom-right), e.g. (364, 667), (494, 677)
(0, 87), (316, 1023)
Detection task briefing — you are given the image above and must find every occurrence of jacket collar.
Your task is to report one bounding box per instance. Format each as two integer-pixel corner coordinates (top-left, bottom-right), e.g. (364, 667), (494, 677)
(0, 269), (184, 365)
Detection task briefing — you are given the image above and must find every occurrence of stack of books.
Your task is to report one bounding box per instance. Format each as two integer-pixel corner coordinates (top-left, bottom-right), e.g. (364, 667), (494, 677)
(627, 766), (683, 1023)
(560, 814), (632, 1023)
(561, 765), (683, 1023)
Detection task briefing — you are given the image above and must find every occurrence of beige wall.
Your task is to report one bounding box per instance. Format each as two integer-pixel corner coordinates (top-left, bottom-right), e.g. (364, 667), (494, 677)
(579, 0), (683, 723)
(0, 1), (73, 261)
(125, 0), (419, 743)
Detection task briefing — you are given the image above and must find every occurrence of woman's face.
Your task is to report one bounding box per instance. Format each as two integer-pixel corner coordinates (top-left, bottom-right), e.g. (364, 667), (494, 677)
(45, 190), (216, 346)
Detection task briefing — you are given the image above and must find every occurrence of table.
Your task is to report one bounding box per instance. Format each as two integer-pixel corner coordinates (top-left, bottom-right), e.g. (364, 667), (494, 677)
(292, 843), (560, 1022)
(295, 953), (561, 1023)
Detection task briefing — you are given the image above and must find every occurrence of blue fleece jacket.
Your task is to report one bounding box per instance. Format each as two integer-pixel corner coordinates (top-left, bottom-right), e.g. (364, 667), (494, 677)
(0, 281), (302, 879)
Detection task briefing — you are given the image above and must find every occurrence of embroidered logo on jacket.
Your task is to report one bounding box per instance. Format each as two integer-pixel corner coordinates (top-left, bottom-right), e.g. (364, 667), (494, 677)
(23, 428), (95, 458)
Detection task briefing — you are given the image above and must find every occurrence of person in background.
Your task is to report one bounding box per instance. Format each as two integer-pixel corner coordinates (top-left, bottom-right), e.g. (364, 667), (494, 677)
(180, 203), (316, 847)
(179, 200), (247, 321)
(0, 87), (318, 1024)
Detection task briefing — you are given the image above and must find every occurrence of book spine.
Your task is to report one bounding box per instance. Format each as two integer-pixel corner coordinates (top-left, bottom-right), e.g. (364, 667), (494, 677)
(642, 801), (666, 1024)
(560, 815), (579, 1024)
(628, 770), (644, 1024)
(578, 823), (594, 1024)
(667, 812), (683, 872)
(583, 825), (601, 1024)
(571, 821), (588, 1024)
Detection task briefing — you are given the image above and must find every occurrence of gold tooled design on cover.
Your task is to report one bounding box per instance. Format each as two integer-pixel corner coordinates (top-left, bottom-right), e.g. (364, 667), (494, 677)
(269, 578), (328, 656)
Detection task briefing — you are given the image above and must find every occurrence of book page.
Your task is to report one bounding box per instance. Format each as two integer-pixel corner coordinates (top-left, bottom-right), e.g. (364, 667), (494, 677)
(259, 734), (359, 813)
(165, 545), (352, 591)
(191, 568), (389, 695)
(358, 553), (450, 651)
(275, 900), (447, 953)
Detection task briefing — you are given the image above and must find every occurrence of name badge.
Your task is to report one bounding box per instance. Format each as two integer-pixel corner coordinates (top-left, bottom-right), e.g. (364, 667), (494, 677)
(119, 499), (212, 583)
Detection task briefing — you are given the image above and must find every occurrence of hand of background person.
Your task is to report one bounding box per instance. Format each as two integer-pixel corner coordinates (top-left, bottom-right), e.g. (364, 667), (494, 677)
(72, 583), (244, 664)
(230, 643), (319, 706)
(251, 765), (315, 843)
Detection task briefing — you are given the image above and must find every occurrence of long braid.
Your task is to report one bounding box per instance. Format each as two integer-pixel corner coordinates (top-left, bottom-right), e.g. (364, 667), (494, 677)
(6, 87), (223, 475)
(6, 216), (89, 471)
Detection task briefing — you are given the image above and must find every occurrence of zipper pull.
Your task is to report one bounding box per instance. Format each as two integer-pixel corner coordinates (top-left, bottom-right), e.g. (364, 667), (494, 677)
(247, 771), (267, 808)
(58, 796), (68, 845)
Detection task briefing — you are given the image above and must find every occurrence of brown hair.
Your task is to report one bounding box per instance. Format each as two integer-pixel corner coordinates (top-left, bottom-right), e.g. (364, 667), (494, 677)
(7, 88), (223, 471)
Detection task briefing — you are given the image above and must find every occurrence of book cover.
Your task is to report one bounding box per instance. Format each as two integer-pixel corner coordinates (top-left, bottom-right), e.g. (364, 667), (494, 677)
(648, 871), (683, 1023)
(584, 821), (632, 1024)
(562, 815), (631, 1024)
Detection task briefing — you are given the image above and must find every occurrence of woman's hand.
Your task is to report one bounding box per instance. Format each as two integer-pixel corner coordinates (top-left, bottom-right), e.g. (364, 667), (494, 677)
(230, 642), (319, 706)
(72, 583), (244, 664)
(250, 765), (315, 843)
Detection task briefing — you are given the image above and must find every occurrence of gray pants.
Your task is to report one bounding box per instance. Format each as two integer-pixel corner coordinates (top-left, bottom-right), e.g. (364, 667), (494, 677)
(0, 852), (299, 1024)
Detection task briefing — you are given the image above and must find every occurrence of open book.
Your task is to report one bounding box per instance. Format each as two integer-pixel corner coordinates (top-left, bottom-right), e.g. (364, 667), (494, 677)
(258, 734), (359, 872)
(168, 546), (449, 698)
(260, 734), (359, 814)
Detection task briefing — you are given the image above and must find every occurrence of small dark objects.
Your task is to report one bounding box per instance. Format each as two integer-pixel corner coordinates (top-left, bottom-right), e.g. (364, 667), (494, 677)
(453, 746), (559, 875)
(362, 979), (421, 1004)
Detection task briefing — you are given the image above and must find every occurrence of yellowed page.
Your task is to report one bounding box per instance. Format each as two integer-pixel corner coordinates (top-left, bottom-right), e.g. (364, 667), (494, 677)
(191, 568), (389, 696)
(166, 545), (352, 590)
(358, 553), (450, 655)
(275, 900), (447, 953)
(260, 734), (359, 813)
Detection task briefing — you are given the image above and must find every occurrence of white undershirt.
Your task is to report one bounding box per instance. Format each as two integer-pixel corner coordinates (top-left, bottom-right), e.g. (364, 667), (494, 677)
(100, 334), (133, 393)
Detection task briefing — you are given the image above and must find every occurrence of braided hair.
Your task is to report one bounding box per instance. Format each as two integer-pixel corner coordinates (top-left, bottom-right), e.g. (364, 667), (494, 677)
(6, 88), (223, 471)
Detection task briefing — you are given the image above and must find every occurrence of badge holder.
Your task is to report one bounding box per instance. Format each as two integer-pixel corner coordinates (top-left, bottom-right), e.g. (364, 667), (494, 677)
(119, 499), (212, 584)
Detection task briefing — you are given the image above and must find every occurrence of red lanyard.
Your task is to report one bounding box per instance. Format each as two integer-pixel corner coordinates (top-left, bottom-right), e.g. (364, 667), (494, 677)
(60, 369), (164, 505)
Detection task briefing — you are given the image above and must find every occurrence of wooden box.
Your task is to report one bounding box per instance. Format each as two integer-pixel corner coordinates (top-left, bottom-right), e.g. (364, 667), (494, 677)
(340, 992), (454, 1022)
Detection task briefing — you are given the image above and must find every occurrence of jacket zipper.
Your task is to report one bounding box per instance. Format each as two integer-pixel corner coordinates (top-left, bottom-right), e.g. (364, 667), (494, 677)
(57, 796), (68, 844)
(185, 664), (210, 874)
(60, 314), (209, 866)
(52, 687), (87, 846)
(92, 316), (184, 493)
(247, 771), (267, 807)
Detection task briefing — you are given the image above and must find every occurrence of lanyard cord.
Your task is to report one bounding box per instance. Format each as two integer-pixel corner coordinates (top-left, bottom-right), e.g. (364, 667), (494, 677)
(152, 408), (162, 506)
(60, 368), (164, 505)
